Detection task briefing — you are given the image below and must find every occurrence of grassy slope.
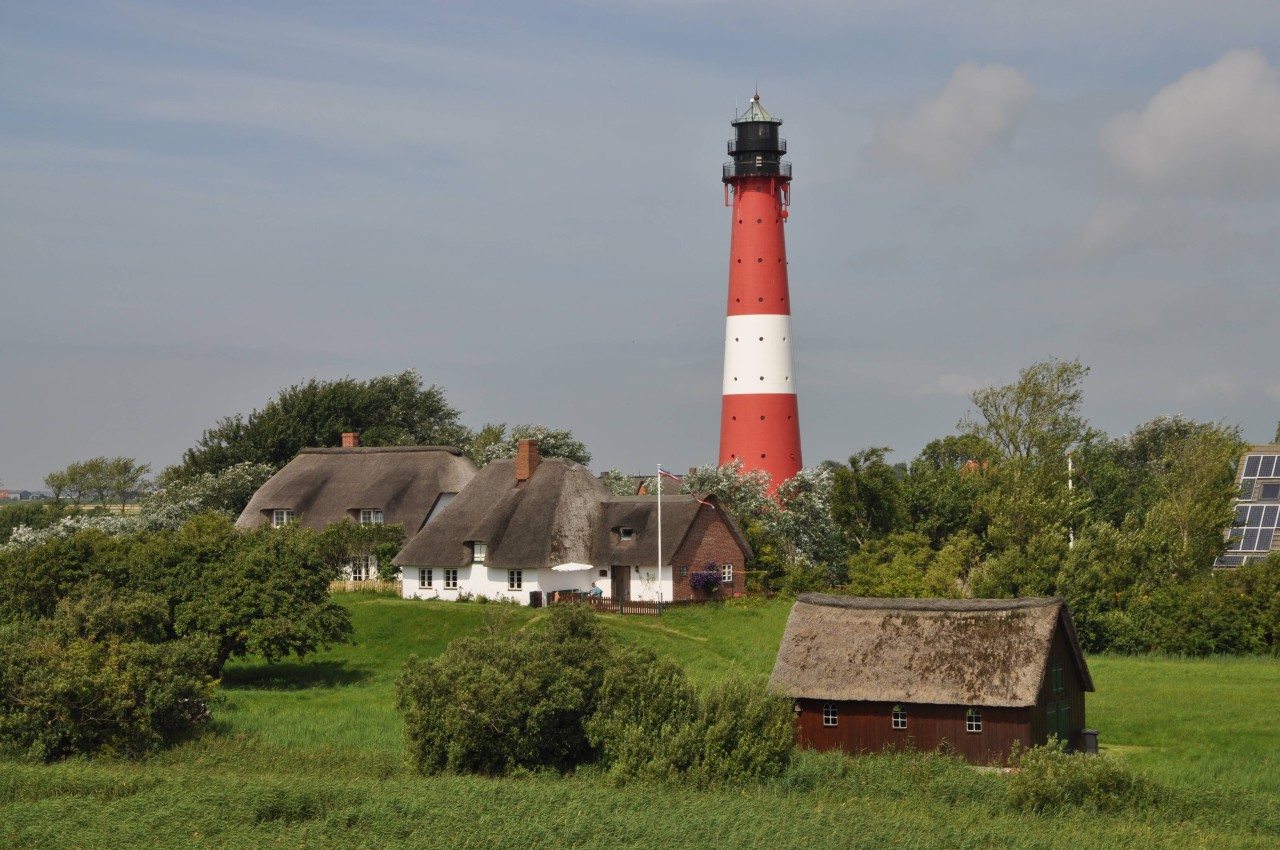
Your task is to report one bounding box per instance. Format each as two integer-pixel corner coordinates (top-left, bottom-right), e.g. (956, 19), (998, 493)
(2, 595), (1279, 849)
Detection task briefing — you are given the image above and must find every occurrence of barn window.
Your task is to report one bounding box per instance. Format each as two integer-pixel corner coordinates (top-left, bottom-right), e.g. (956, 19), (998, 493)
(892, 704), (907, 729)
(1051, 663), (1064, 693)
(822, 703), (838, 727)
(966, 708), (982, 733)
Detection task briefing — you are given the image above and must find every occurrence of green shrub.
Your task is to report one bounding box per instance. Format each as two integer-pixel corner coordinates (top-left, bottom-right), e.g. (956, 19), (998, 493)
(0, 585), (216, 761)
(1006, 741), (1153, 813)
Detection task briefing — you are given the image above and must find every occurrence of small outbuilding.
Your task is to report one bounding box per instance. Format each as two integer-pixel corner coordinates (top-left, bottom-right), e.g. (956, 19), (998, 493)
(769, 594), (1094, 764)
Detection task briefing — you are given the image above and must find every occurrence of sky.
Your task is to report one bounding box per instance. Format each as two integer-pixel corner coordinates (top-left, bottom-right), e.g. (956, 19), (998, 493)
(3, 1), (1280, 489)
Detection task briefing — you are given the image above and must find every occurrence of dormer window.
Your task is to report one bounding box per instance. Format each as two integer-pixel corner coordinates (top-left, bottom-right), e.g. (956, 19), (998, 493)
(359, 509), (384, 525)
(471, 542), (487, 564)
(619, 527), (634, 541)
(272, 509), (294, 528)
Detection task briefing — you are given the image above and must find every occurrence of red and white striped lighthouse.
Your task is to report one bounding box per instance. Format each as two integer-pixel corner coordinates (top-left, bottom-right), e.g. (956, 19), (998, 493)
(719, 93), (802, 489)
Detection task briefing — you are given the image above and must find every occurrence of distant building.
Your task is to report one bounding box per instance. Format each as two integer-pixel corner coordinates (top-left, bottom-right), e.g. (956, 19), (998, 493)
(769, 594), (1094, 764)
(395, 440), (751, 605)
(1215, 444), (1280, 567)
(236, 433), (477, 579)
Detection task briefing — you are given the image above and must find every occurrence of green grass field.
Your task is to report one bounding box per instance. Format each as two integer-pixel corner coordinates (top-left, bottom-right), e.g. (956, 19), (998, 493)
(3, 594), (1279, 849)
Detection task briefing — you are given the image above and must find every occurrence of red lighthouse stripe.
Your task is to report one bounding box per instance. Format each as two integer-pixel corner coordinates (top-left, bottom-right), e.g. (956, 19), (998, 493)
(719, 393), (803, 485)
(726, 178), (790, 318)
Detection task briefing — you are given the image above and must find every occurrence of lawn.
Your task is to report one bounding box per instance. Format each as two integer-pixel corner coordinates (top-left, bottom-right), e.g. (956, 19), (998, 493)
(2, 594), (1278, 849)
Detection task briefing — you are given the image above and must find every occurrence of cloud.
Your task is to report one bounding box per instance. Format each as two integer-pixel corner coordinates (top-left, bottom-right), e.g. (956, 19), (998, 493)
(1099, 48), (1280, 192)
(915, 373), (988, 397)
(865, 63), (1034, 181)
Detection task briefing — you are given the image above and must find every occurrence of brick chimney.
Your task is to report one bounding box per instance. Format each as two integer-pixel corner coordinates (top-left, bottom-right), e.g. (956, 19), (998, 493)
(342, 432), (360, 448)
(515, 439), (540, 484)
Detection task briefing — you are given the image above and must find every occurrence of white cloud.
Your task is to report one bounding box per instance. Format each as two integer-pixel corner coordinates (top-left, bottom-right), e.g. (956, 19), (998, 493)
(866, 63), (1034, 181)
(1099, 48), (1280, 192)
(915, 373), (987, 397)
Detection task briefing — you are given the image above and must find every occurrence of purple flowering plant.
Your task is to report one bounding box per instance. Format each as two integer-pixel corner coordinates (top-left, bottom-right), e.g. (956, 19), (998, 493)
(688, 562), (722, 592)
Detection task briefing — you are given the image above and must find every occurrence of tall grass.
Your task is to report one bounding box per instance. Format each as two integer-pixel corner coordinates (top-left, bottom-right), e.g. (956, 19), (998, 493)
(3, 595), (1280, 849)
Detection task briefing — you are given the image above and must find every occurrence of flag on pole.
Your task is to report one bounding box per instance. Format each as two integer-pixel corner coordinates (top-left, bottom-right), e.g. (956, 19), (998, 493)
(657, 467), (714, 509)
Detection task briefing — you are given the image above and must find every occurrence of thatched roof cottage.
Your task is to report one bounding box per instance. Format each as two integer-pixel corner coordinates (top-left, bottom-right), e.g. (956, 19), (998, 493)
(769, 594), (1094, 763)
(394, 440), (751, 605)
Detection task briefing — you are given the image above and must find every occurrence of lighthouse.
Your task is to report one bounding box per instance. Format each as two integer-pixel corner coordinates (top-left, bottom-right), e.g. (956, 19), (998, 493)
(719, 93), (802, 489)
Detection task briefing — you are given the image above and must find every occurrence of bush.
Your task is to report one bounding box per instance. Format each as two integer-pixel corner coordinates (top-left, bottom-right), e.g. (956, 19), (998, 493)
(1006, 741), (1153, 813)
(396, 604), (610, 775)
(0, 585), (216, 761)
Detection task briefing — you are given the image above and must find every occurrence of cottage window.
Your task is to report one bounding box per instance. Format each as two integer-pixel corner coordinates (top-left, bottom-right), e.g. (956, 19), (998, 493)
(272, 509), (294, 528)
(1051, 663), (1064, 694)
(471, 542), (487, 564)
(892, 704), (907, 730)
(966, 708), (982, 733)
(359, 509), (384, 525)
(619, 527), (634, 541)
(444, 569), (459, 589)
(679, 565), (689, 578)
(349, 555), (375, 582)
(419, 568), (432, 589)
(822, 703), (838, 727)
(721, 563), (734, 584)
(508, 570), (522, 591)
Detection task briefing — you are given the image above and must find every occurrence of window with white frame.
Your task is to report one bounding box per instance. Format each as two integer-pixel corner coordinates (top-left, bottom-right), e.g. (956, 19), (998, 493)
(966, 708), (982, 733)
(444, 569), (458, 589)
(892, 704), (907, 729)
(471, 542), (487, 564)
(822, 703), (838, 727)
(418, 568), (432, 589)
(359, 509), (384, 525)
(508, 570), (522, 590)
(349, 554), (375, 582)
(619, 527), (634, 541)
(721, 563), (734, 584)
(272, 509), (294, 528)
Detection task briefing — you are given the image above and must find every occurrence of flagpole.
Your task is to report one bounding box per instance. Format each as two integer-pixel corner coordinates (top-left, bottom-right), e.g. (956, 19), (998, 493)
(656, 464), (663, 613)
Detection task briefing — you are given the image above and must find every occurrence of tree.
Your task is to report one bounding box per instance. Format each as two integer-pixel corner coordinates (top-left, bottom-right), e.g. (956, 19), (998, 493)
(903, 434), (994, 547)
(178, 370), (469, 476)
(831, 448), (907, 548)
(107, 457), (151, 509)
(472, 423), (592, 467)
(962, 358), (1092, 554)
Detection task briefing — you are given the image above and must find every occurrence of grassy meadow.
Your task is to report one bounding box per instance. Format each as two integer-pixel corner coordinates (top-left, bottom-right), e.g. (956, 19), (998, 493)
(3, 594), (1280, 849)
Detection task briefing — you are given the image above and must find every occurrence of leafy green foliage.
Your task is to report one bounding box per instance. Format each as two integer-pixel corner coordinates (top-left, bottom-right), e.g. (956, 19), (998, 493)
(0, 583), (215, 761)
(1007, 741), (1154, 813)
(0, 501), (69, 546)
(831, 447), (907, 548)
(396, 604), (794, 782)
(178, 370), (468, 476)
(43, 456), (151, 508)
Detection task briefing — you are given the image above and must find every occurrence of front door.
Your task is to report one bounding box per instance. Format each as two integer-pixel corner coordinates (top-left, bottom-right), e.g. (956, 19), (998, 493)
(611, 566), (630, 602)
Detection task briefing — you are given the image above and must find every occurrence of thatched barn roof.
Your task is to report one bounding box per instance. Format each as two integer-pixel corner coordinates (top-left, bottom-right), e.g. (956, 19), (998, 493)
(769, 594), (1093, 707)
(393, 457), (611, 569)
(235, 446), (476, 534)
(594, 495), (750, 566)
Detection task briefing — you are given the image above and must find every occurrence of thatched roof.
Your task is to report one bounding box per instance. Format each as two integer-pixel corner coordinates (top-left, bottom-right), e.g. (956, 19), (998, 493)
(393, 457), (611, 569)
(769, 594), (1093, 707)
(594, 495), (750, 566)
(235, 446), (476, 534)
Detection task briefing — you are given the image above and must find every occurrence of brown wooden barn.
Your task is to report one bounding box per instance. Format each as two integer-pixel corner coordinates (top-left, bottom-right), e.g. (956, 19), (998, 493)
(769, 594), (1094, 764)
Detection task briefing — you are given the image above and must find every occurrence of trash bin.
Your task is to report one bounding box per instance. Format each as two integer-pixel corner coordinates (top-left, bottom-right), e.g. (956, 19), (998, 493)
(1082, 729), (1099, 755)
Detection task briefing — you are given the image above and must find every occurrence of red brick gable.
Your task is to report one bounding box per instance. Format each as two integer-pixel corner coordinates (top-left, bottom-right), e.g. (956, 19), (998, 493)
(670, 506), (750, 601)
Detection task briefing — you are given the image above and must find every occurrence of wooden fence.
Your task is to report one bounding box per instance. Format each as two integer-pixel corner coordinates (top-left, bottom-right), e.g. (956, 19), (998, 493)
(329, 579), (400, 594)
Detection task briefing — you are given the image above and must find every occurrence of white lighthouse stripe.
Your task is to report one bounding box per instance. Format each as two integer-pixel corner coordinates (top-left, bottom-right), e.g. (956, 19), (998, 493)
(722, 314), (797, 395)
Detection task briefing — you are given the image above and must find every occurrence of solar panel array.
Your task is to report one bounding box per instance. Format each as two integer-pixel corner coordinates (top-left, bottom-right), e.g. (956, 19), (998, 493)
(1215, 450), (1280, 568)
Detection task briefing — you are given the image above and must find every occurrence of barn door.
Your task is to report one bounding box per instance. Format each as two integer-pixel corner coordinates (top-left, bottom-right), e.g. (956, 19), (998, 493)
(1047, 701), (1071, 749)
